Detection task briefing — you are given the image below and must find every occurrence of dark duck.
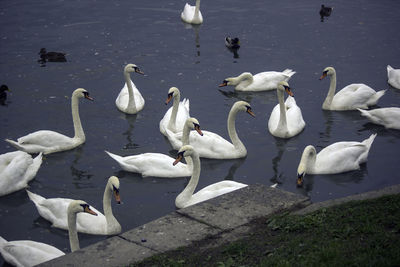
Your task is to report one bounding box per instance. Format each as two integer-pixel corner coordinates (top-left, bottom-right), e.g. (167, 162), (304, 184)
(0, 84), (10, 105)
(319, 5), (333, 21)
(225, 37), (240, 49)
(38, 48), (67, 62)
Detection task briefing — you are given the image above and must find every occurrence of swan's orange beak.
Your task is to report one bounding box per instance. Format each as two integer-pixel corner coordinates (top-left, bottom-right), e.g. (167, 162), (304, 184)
(85, 206), (98, 216)
(285, 87), (294, 97)
(165, 94), (173, 105)
(195, 125), (203, 136)
(173, 154), (183, 166)
(135, 68), (144, 75)
(246, 107), (256, 117)
(219, 80), (228, 87)
(319, 72), (327, 80)
(114, 189), (121, 204)
(297, 173), (304, 187)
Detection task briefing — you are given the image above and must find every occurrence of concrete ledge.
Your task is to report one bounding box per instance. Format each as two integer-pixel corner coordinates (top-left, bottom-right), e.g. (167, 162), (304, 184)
(38, 184), (310, 266)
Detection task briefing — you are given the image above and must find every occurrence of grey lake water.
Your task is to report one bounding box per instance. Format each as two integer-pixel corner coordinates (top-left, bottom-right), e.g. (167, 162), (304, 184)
(1, 0), (400, 263)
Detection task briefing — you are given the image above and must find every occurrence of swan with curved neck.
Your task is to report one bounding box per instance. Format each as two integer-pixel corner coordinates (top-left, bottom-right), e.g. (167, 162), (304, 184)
(173, 145), (247, 209)
(219, 69), (296, 92)
(0, 151), (43, 197)
(27, 176), (121, 235)
(116, 63), (145, 114)
(160, 87), (190, 136)
(167, 101), (255, 159)
(5, 88), (93, 154)
(320, 66), (386, 110)
(296, 133), (377, 186)
(106, 118), (203, 178)
(268, 81), (305, 138)
(181, 0), (203, 24)
(0, 200), (96, 267)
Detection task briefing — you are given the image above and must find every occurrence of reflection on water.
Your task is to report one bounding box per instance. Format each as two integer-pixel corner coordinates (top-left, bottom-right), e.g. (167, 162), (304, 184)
(122, 114), (140, 150)
(70, 148), (93, 189)
(182, 23), (201, 62)
(222, 158), (245, 181)
(320, 110), (334, 140)
(269, 138), (287, 186)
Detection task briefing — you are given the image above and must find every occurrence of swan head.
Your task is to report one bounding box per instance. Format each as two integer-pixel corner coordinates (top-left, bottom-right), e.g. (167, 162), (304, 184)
(277, 81), (294, 97)
(124, 63), (144, 75)
(165, 87), (180, 105)
(173, 145), (196, 165)
(67, 200), (97, 216)
(108, 176), (121, 204)
(186, 117), (203, 136)
(219, 77), (237, 87)
(296, 145), (317, 187)
(320, 67), (335, 80)
(232, 101), (256, 117)
(73, 88), (94, 101)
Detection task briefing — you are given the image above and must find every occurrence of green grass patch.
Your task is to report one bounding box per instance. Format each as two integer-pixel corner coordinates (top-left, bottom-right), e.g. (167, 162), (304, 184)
(132, 194), (400, 267)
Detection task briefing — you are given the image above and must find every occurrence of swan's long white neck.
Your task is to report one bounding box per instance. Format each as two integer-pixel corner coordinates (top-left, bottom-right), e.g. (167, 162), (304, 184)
(168, 93), (180, 132)
(194, 0), (201, 19)
(124, 71), (136, 112)
(277, 89), (288, 132)
(323, 72), (337, 109)
(181, 123), (193, 166)
(227, 105), (245, 152)
(67, 209), (80, 252)
(232, 73), (253, 89)
(176, 151), (200, 208)
(103, 182), (119, 232)
(71, 95), (85, 142)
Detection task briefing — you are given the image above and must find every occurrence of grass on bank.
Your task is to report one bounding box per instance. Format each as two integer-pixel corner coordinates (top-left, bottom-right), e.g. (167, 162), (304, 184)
(132, 194), (400, 267)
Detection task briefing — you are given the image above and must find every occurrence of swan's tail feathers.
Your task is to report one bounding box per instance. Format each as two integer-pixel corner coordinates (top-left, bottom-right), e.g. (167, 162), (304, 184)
(282, 69), (296, 78)
(357, 108), (369, 117)
(4, 139), (25, 152)
(105, 151), (124, 163)
(0, 236), (7, 246)
(387, 65), (393, 72)
(368, 89), (386, 106)
(25, 153), (43, 181)
(182, 98), (190, 111)
(26, 190), (45, 205)
(362, 133), (377, 150)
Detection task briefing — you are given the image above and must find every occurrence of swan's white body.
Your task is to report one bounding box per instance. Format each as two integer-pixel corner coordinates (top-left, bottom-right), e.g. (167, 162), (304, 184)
(387, 65), (400, 89)
(0, 200), (97, 267)
(106, 118), (203, 178)
(296, 134), (377, 186)
(165, 101), (255, 159)
(181, 0), (203, 24)
(219, 69), (296, 92)
(174, 145), (247, 209)
(160, 87), (190, 136)
(27, 176), (121, 235)
(0, 151), (42, 197)
(5, 88), (93, 154)
(358, 107), (400, 130)
(116, 64), (145, 114)
(320, 67), (386, 110)
(268, 81), (305, 138)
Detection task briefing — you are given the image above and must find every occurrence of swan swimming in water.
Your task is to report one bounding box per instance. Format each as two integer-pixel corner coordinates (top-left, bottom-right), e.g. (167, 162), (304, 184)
(0, 200), (97, 267)
(159, 87), (190, 136)
(115, 63), (145, 114)
(181, 0), (203, 24)
(173, 145), (248, 209)
(358, 107), (400, 130)
(296, 134), (377, 186)
(268, 81), (305, 139)
(0, 151), (43, 197)
(219, 69), (296, 92)
(319, 66), (386, 110)
(106, 118), (203, 178)
(387, 65), (400, 89)
(5, 88), (93, 154)
(27, 176), (121, 235)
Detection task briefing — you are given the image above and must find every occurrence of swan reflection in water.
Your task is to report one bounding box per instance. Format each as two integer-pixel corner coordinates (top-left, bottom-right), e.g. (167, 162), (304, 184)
(182, 23), (201, 62)
(122, 114), (140, 150)
(70, 147), (94, 189)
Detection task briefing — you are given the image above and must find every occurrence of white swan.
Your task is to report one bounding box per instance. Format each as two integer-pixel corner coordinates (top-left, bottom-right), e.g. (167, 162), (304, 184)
(27, 176), (121, 235)
(0, 151), (42, 197)
(166, 101), (255, 159)
(387, 65), (400, 89)
(181, 0), (203, 25)
(105, 118), (203, 178)
(268, 81), (305, 138)
(0, 200), (97, 267)
(319, 66), (386, 110)
(115, 63), (145, 114)
(5, 88), (93, 154)
(218, 69), (296, 92)
(173, 145), (248, 209)
(296, 133), (377, 186)
(159, 87), (190, 136)
(358, 107), (400, 130)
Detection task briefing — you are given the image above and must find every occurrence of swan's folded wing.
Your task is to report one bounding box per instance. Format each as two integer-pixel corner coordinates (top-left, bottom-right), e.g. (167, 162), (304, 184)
(18, 130), (73, 147)
(334, 84), (375, 107)
(188, 130), (235, 157)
